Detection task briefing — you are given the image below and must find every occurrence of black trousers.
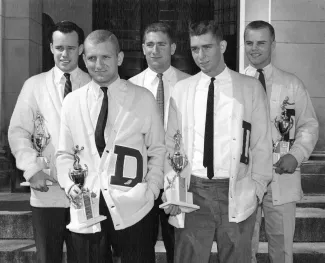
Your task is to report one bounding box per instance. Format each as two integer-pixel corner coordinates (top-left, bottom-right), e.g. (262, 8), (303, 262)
(153, 189), (175, 263)
(31, 206), (75, 263)
(71, 192), (156, 263)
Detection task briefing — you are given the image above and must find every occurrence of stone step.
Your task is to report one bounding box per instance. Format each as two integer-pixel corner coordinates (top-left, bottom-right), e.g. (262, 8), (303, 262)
(302, 174), (325, 195)
(1, 195), (325, 241)
(0, 240), (324, 263)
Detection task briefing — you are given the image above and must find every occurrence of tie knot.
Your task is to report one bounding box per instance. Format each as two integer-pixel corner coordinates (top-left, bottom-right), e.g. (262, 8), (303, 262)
(100, 86), (108, 93)
(211, 77), (215, 82)
(64, 73), (70, 80)
(257, 69), (263, 74)
(157, 73), (163, 80)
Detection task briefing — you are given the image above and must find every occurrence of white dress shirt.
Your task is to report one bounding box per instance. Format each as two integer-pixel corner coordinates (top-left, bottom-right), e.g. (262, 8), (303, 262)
(87, 77), (126, 142)
(244, 63), (273, 100)
(53, 66), (80, 102)
(192, 67), (233, 179)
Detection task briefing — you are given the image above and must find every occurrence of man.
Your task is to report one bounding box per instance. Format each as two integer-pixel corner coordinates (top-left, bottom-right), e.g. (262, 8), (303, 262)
(243, 20), (319, 263)
(56, 30), (165, 263)
(129, 22), (189, 262)
(8, 21), (90, 263)
(164, 20), (273, 263)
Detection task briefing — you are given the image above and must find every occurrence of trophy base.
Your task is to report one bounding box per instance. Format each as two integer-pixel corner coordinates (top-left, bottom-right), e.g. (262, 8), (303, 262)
(20, 169), (52, 187)
(159, 200), (200, 213)
(67, 215), (107, 232)
(273, 141), (290, 163)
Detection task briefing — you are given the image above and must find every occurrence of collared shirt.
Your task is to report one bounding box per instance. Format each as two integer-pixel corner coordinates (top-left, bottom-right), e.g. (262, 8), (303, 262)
(244, 63), (273, 100)
(192, 67), (233, 179)
(53, 66), (80, 102)
(87, 77), (126, 142)
(142, 66), (174, 126)
(143, 66), (173, 101)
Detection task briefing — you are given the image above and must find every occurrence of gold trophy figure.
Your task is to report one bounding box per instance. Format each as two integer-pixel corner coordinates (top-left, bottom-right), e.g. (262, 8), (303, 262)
(273, 97), (295, 162)
(66, 145), (106, 231)
(159, 130), (199, 213)
(21, 113), (52, 186)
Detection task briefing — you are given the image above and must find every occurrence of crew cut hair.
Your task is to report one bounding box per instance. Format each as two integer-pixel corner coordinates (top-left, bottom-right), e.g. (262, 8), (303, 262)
(189, 20), (224, 42)
(84, 30), (121, 54)
(143, 22), (175, 44)
(244, 20), (275, 41)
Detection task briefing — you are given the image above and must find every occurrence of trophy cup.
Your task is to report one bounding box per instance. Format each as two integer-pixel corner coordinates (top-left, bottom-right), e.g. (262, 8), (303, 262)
(273, 97), (295, 162)
(21, 112), (52, 186)
(159, 130), (199, 213)
(66, 145), (106, 231)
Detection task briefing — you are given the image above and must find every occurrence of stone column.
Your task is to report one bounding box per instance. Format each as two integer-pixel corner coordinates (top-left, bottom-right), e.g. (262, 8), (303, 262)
(1, 0), (42, 146)
(0, 0), (42, 191)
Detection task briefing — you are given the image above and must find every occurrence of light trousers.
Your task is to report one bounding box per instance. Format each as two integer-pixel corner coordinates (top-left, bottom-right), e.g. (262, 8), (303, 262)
(251, 185), (296, 263)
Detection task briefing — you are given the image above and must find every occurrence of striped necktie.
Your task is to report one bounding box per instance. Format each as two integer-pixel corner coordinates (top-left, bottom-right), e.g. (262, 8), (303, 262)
(203, 77), (215, 179)
(63, 73), (72, 98)
(156, 73), (164, 123)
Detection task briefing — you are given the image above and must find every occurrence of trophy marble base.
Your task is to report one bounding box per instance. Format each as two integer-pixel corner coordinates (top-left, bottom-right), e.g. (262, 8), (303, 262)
(67, 215), (107, 232)
(159, 200), (200, 213)
(67, 191), (106, 232)
(159, 176), (200, 213)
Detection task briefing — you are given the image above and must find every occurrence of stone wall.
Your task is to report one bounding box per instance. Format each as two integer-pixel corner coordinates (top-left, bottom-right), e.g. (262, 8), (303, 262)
(0, 0), (42, 147)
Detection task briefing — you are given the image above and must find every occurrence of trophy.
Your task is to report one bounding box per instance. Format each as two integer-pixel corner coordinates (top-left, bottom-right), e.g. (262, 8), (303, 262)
(273, 97), (295, 162)
(66, 145), (106, 231)
(159, 130), (199, 213)
(21, 112), (52, 186)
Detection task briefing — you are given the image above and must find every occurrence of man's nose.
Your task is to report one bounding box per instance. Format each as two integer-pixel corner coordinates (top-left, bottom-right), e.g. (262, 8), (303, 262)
(252, 43), (258, 50)
(198, 49), (205, 59)
(61, 49), (68, 57)
(95, 58), (104, 68)
(152, 44), (159, 54)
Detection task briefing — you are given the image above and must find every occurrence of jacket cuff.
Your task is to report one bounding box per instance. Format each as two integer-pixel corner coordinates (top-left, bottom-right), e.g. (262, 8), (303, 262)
(289, 148), (305, 167)
(23, 163), (44, 181)
(148, 182), (160, 200)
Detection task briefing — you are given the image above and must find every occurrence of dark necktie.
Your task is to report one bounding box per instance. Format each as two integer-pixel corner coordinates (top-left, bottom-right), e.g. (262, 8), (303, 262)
(203, 77), (215, 179)
(95, 87), (108, 157)
(63, 73), (72, 98)
(257, 69), (266, 92)
(156, 73), (164, 123)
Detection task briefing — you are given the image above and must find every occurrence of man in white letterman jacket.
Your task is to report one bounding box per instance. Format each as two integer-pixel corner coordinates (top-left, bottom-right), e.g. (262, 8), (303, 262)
(164, 20), (273, 263)
(243, 21), (319, 263)
(56, 30), (165, 263)
(8, 21), (90, 263)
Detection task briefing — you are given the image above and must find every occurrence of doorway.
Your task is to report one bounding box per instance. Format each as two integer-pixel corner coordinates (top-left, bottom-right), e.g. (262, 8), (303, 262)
(93, 0), (238, 78)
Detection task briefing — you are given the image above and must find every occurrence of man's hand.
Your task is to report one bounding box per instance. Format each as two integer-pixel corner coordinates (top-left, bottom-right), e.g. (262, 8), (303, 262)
(161, 191), (182, 216)
(164, 204), (181, 216)
(29, 171), (57, 192)
(68, 184), (82, 200)
(274, 153), (298, 174)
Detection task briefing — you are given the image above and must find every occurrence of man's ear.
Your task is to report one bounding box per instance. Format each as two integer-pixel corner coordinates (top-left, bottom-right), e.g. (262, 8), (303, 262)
(220, 40), (227, 54)
(78, 44), (84, 56)
(50, 43), (54, 54)
(271, 40), (276, 53)
(117, 51), (124, 66)
(171, 43), (176, 55)
(82, 54), (87, 68)
(142, 43), (146, 56)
